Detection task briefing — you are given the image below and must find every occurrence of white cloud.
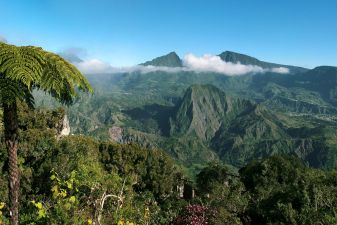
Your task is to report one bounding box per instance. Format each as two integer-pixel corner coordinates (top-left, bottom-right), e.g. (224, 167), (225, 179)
(119, 65), (186, 74)
(75, 59), (114, 74)
(0, 35), (8, 43)
(74, 59), (187, 74)
(183, 53), (265, 75)
(74, 53), (290, 75)
(270, 67), (290, 74)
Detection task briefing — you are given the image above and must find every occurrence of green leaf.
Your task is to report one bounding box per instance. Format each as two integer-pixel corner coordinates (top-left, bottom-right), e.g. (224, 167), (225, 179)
(69, 196), (76, 203)
(50, 174), (56, 181)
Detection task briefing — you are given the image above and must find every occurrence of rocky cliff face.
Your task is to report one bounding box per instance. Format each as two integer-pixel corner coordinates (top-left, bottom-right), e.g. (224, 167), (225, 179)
(58, 114), (71, 137)
(109, 126), (123, 143)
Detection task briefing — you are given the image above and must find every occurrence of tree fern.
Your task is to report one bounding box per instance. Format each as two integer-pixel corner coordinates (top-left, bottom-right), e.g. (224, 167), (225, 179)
(0, 42), (93, 225)
(0, 42), (92, 104)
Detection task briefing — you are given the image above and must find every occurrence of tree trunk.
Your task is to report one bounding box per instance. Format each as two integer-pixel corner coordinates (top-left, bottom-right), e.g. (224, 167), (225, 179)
(3, 101), (20, 225)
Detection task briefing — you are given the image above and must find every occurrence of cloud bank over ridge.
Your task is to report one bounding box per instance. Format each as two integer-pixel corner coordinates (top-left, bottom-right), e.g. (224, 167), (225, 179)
(183, 54), (266, 75)
(73, 53), (290, 75)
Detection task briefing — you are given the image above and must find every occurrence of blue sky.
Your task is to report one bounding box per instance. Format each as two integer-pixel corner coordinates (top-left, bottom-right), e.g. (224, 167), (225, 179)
(1, 0), (337, 68)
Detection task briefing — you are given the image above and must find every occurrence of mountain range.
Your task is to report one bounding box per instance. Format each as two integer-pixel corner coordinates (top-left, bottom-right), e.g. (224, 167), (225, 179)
(35, 51), (337, 170)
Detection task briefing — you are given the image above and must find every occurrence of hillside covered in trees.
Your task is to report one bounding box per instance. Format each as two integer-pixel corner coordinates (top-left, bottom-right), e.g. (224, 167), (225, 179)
(1, 102), (337, 224)
(34, 52), (337, 172)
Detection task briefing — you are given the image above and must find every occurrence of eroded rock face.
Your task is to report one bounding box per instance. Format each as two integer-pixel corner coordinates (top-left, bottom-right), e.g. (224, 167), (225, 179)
(59, 114), (70, 137)
(109, 126), (123, 143)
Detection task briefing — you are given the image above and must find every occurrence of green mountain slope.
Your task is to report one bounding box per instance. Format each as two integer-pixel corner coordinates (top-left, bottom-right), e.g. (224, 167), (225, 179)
(118, 84), (337, 168)
(289, 66), (337, 105)
(170, 84), (255, 141)
(248, 66), (337, 112)
(168, 85), (288, 166)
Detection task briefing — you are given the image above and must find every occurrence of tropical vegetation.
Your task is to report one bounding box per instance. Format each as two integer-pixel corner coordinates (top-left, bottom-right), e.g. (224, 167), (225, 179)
(1, 45), (337, 224)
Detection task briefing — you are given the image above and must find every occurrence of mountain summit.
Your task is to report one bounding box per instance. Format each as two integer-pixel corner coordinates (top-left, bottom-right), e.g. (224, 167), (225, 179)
(219, 51), (307, 73)
(219, 51), (263, 66)
(141, 51), (182, 67)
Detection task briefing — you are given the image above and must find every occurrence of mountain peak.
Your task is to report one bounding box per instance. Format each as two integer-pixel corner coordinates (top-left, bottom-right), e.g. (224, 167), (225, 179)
(141, 51), (182, 67)
(188, 84), (218, 92)
(219, 51), (261, 65)
(171, 84), (255, 141)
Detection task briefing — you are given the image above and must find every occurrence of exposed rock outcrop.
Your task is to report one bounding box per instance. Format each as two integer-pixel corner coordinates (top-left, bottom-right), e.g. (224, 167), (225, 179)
(58, 114), (70, 137)
(109, 126), (123, 143)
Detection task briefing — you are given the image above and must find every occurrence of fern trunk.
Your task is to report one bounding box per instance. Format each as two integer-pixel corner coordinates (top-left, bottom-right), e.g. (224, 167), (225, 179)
(3, 101), (20, 225)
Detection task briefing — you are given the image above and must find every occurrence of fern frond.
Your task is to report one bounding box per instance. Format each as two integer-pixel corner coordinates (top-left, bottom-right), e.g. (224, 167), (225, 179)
(0, 42), (93, 106)
(0, 76), (25, 105)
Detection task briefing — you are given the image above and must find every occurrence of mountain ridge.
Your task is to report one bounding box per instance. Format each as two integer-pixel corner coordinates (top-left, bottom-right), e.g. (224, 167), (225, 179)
(139, 50), (309, 74)
(218, 51), (308, 73)
(116, 84), (337, 168)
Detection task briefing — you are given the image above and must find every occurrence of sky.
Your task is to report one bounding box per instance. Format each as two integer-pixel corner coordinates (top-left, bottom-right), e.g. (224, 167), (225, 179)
(1, 0), (337, 69)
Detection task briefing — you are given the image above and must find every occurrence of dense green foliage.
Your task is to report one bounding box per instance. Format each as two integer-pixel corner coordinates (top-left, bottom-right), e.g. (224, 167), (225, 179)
(1, 104), (337, 224)
(0, 103), (186, 224)
(0, 42), (93, 224)
(99, 141), (180, 199)
(239, 155), (337, 225)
